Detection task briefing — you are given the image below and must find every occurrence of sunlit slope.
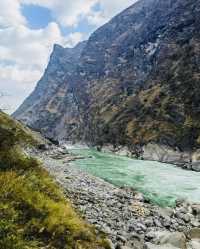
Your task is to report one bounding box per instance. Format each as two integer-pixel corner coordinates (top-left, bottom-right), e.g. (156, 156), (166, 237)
(0, 111), (108, 249)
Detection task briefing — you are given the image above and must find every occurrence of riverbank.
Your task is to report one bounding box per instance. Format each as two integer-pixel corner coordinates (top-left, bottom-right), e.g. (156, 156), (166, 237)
(0, 112), (109, 249)
(99, 143), (200, 172)
(33, 147), (200, 249)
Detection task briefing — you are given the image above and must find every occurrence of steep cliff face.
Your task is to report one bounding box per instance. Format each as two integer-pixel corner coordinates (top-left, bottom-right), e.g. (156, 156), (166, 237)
(14, 41), (87, 139)
(14, 0), (200, 154)
(75, 0), (200, 151)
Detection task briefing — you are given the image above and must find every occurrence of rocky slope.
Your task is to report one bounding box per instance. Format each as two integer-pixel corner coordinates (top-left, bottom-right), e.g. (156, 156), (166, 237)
(14, 41), (86, 140)
(0, 111), (108, 249)
(14, 0), (200, 164)
(35, 147), (200, 249)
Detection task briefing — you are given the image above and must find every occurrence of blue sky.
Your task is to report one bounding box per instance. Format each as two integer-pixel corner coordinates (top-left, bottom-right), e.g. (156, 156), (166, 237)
(22, 3), (98, 34)
(22, 4), (54, 29)
(0, 0), (136, 113)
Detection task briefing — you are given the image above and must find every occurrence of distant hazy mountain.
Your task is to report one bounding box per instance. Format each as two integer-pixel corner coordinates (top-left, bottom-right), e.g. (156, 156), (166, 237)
(14, 0), (200, 155)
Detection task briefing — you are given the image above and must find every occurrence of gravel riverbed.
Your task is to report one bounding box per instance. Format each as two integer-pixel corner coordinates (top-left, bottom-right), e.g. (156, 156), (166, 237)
(33, 148), (200, 249)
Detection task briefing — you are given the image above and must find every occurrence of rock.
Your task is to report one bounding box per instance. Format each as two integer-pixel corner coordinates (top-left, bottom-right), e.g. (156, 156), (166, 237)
(145, 242), (178, 249)
(176, 199), (186, 207)
(144, 218), (154, 227)
(154, 232), (187, 249)
(142, 144), (190, 166)
(190, 219), (200, 227)
(37, 143), (49, 151)
(191, 162), (200, 172)
(119, 247), (132, 249)
(154, 219), (162, 228)
(182, 214), (190, 223)
(116, 235), (127, 243)
(175, 212), (184, 220)
(115, 243), (123, 249)
(115, 146), (130, 157)
(101, 225), (112, 234)
(134, 193), (145, 202)
(187, 228), (200, 239)
(130, 238), (144, 249)
(162, 218), (171, 228)
(145, 231), (156, 240)
(186, 239), (200, 249)
(191, 204), (200, 217)
(137, 223), (147, 232)
(129, 232), (143, 241)
(105, 239), (115, 249)
(157, 207), (174, 218)
(177, 207), (188, 214)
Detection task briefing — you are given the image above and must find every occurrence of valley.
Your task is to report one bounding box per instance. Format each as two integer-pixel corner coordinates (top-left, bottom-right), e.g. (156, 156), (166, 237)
(1, 0), (200, 248)
(14, 0), (200, 168)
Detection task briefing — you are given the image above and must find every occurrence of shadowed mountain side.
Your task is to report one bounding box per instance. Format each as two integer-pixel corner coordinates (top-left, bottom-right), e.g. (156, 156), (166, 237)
(14, 0), (200, 161)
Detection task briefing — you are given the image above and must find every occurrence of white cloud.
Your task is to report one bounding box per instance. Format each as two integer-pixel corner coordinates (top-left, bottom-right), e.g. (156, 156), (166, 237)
(92, 0), (137, 25)
(0, 0), (26, 28)
(0, 0), (138, 113)
(21, 0), (98, 27)
(87, 0), (137, 26)
(0, 0), (88, 113)
(0, 65), (41, 113)
(20, 0), (138, 27)
(0, 22), (62, 70)
(64, 32), (86, 47)
(0, 20), (65, 113)
(52, 0), (97, 27)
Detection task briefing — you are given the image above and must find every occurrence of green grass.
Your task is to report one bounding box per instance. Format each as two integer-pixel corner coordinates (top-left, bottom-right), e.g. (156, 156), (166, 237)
(0, 111), (109, 249)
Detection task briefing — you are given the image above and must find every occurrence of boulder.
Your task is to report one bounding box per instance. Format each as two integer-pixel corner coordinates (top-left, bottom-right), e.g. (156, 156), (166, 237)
(191, 204), (200, 217)
(186, 239), (200, 249)
(37, 143), (49, 151)
(191, 162), (200, 172)
(142, 143), (190, 165)
(187, 228), (200, 240)
(105, 239), (115, 249)
(154, 232), (187, 249)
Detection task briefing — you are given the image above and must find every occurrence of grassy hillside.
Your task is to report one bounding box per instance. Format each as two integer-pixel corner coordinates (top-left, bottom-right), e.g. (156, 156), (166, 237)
(0, 111), (109, 249)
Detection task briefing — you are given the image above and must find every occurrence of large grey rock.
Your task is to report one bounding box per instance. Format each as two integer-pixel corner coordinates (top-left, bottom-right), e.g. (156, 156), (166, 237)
(186, 239), (200, 249)
(191, 162), (200, 172)
(191, 204), (200, 218)
(187, 228), (200, 240)
(154, 232), (187, 249)
(142, 144), (190, 165)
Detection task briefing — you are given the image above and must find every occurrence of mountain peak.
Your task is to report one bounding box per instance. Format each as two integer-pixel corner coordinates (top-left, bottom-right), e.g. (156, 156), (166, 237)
(53, 43), (64, 51)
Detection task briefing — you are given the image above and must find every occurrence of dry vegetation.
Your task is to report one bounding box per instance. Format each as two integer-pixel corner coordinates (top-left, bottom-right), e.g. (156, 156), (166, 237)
(0, 111), (109, 249)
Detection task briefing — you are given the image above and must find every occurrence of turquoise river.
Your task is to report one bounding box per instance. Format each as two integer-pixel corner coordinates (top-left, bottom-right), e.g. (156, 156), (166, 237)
(67, 146), (200, 207)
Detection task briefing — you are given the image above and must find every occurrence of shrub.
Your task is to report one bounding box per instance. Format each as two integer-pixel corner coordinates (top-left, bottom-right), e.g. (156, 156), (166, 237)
(0, 112), (108, 249)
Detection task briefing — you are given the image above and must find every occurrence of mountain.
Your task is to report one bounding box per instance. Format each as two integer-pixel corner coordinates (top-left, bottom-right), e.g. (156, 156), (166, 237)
(14, 0), (200, 162)
(14, 41), (87, 140)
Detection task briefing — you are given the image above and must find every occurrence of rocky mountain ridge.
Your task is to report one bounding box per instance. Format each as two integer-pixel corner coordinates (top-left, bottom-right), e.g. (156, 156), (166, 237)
(14, 0), (200, 165)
